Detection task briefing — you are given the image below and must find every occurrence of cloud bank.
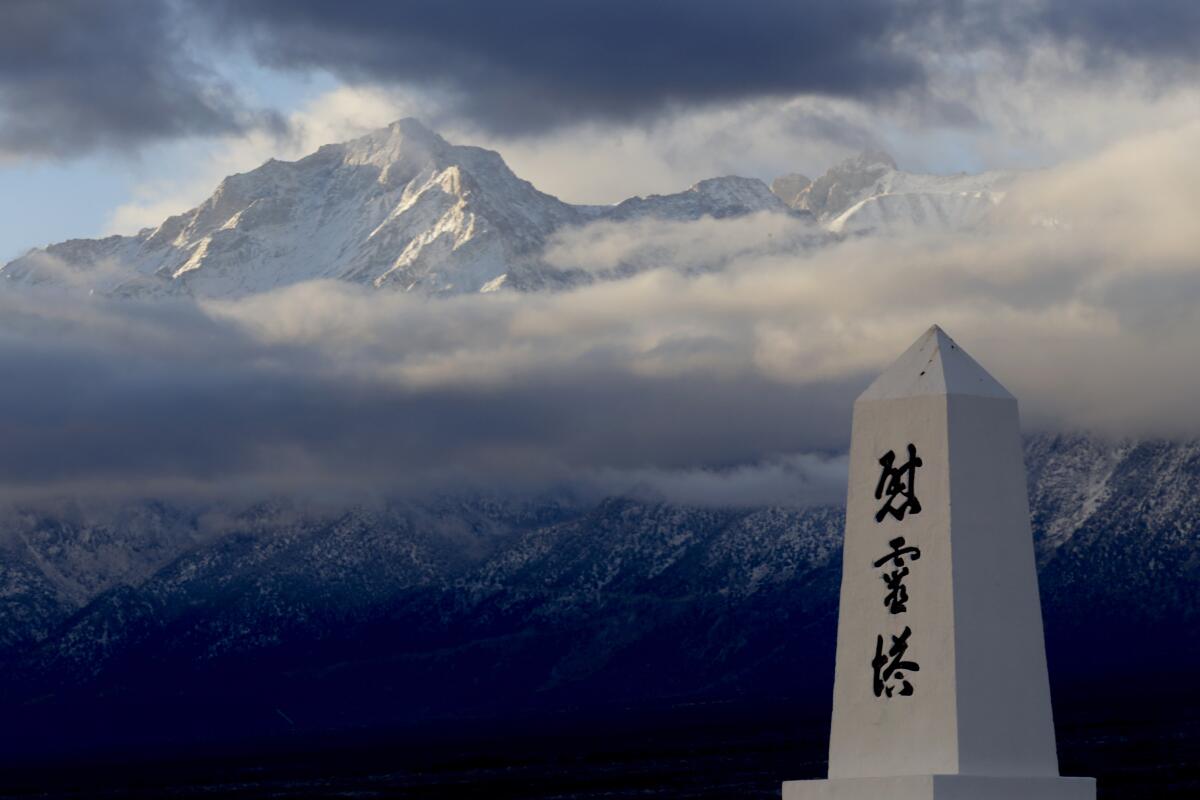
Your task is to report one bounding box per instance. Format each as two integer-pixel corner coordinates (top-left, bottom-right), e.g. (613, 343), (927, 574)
(3, 123), (1200, 507)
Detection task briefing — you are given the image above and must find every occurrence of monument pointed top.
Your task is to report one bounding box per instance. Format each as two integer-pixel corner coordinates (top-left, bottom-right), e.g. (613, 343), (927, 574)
(857, 325), (1012, 402)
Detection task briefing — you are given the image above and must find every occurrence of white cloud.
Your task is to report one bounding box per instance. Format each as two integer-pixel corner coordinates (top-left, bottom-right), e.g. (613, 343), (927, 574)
(461, 97), (879, 204)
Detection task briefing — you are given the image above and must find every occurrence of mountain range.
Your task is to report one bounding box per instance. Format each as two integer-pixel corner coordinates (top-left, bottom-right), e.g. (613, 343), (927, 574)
(0, 433), (1195, 768)
(772, 150), (1014, 234)
(0, 119), (1012, 298)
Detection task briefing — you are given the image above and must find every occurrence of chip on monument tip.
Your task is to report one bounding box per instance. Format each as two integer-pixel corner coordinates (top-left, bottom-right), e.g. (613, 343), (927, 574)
(858, 325), (1013, 402)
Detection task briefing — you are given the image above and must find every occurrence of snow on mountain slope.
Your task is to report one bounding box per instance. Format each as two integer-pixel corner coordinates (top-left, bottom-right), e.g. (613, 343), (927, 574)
(770, 173), (812, 208)
(1, 120), (591, 298)
(0, 121), (810, 299)
(605, 176), (796, 222)
(773, 150), (1017, 235)
(1, 121), (1029, 298)
(1, 433), (1197, 754)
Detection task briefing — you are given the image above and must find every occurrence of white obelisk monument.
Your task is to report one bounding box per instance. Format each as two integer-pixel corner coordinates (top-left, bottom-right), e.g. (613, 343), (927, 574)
(784, 326), (1095, 800)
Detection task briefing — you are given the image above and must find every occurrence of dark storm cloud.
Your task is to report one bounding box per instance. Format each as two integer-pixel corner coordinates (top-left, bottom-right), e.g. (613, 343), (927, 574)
(1029, 0), (1200, 67)
(4, 1), (1198, 156)
(196, 0), (942, 134)
(0, 0), (280, 157)
(0, 289), (860, 504)
(192, 0), (1200, 135)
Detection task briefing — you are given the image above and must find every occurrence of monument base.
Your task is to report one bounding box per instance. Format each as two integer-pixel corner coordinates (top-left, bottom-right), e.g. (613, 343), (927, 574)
(782, 774), (1095, 800)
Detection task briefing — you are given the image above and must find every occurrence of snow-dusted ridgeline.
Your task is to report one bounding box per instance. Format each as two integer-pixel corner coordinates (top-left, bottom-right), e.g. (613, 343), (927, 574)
(0, 120), (805, 299)
(770, 150), (1016, 235)
(0, 434), (1195, 708)
(2, 120), (1024, 299)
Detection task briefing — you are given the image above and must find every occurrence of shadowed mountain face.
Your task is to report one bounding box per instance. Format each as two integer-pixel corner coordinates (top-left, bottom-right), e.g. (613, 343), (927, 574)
(0, 433), (1196, 765)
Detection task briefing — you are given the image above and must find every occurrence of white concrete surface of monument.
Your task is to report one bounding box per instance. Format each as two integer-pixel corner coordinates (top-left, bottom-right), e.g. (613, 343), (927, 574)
(783, 326), (1095, 799)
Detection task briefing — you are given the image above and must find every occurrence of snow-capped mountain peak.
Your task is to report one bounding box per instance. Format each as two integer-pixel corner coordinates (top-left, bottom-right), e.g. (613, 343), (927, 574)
(2, 118), (589, 297)
(2, 127), (1026, 300)
(772, 149), (1016, 235)
(339, 117), (451, 168)
(3, 120), (818, 299)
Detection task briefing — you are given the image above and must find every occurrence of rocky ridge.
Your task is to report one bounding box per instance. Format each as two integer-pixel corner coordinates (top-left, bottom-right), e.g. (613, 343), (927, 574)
(2, 122), (1022, 298)
(0, 433), (1195, 757)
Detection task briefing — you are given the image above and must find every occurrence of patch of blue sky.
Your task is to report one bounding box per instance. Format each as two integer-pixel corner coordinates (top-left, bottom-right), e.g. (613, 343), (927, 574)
(0, 62), (338, 262)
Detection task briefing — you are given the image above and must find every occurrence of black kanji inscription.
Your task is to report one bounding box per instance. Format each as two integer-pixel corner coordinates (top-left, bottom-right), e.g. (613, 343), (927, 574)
(874, 443), (923, 522)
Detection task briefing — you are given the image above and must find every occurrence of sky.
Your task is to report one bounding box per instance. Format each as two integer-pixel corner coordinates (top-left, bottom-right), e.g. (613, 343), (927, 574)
(1, 0), (1200, 509)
